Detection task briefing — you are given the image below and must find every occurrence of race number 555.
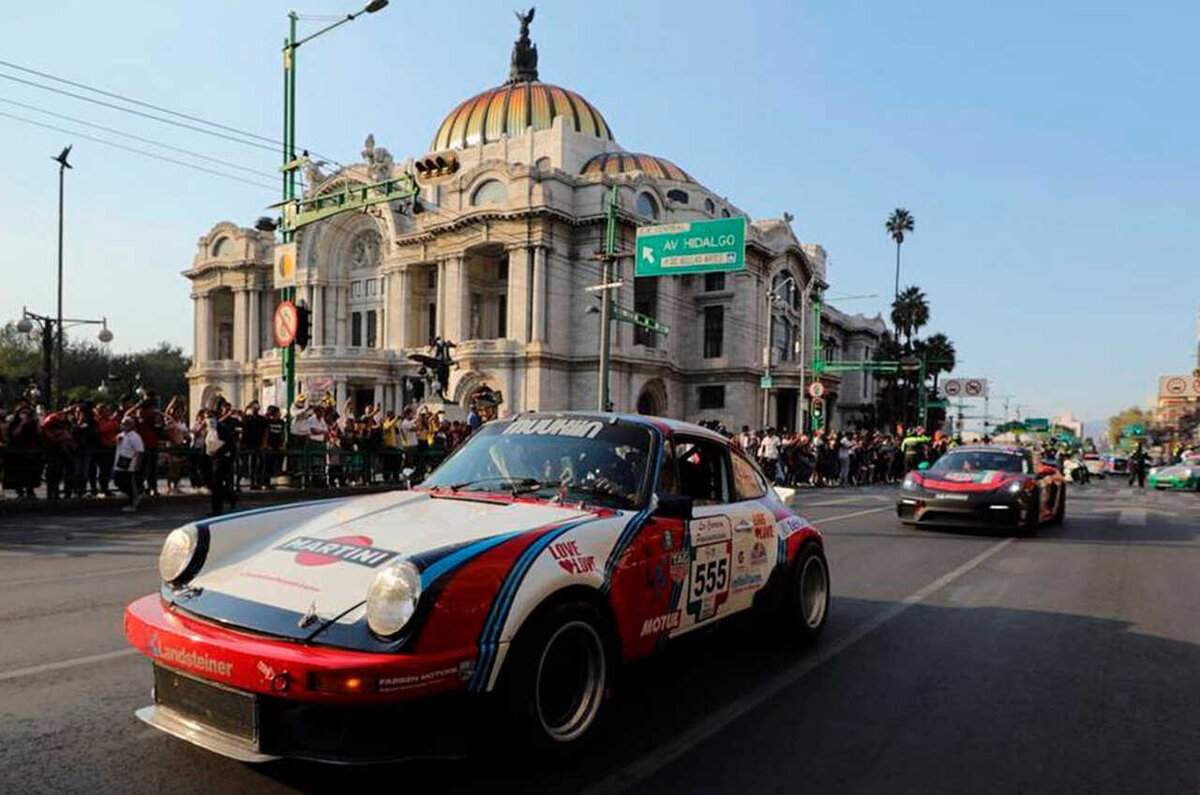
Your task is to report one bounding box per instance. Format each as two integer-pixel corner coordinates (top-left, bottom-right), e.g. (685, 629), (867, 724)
(690, 545), (729, 599)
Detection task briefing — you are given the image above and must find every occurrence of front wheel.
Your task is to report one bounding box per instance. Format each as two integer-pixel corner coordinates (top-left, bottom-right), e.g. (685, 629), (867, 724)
(782, 544), (830, 642)
(500, 601), (612, 752)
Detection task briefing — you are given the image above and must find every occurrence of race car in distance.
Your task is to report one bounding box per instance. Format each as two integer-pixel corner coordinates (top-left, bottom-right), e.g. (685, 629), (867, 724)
(897, 445), (1065, 532)
(1148, 462), (1200, 491)
(1102, 453), (1130, 476)
(1082, 452), (1106, 478)
(124, 413), (829, 763)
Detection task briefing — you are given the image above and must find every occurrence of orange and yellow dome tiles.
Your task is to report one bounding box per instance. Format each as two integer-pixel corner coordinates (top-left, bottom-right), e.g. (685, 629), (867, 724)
(431, 81), (615, 152)
(580, 152), (693, 183)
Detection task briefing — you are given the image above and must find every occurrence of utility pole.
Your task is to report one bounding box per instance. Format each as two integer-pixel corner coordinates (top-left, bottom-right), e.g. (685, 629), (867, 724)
(597, 184), (618, 412)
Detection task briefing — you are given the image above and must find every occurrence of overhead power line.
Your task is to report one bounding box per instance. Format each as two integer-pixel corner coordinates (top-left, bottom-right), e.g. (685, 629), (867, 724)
(0, 110), (277, 192)
(0, 96), (283, 183)
(0, 58), (343, 166)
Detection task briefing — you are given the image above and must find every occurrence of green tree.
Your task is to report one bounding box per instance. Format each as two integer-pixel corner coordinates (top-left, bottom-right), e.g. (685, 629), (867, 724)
(922, 332), (957, 391)
(886, 207), (915, 299)
(890, 285), (930, 350)
(1107, 406), (1152, 446)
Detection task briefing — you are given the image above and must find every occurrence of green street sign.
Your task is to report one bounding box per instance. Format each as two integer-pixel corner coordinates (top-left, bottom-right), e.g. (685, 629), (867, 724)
(612, 305), (669, 335)
(1025, 418), (1050, 432)
(635, 217), (746, 277)
(760, 375), (774, 389)
(926, 399), (949, 409)
(1122, 423), (1144, 436)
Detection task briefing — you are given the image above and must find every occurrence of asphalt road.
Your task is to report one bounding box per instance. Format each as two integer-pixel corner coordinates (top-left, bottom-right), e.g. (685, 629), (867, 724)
(1, 479), (1198, 794)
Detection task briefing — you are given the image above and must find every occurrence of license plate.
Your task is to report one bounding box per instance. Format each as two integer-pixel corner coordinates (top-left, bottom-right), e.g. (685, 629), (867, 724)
(934, 493), (969, 501)
(154, 665), (259, 743)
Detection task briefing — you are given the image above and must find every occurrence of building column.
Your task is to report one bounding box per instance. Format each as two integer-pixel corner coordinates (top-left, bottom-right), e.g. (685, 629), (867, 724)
(192, 295), (205, 364)
(435, 260), (447, 339)
(248, 288), (261, 361)
(381, 275), (390, 350)
(336, 284), (349, 348)
(505, 247), (532, 343)
(335, 379), (347, 411)
(531, 246), (547, 342)
(373, 383), (384, 409)
(232, 288), (249, 362)
(312, 285), (325, 348)
(441, 255), (468, 342)
(395, 267), (410, 349)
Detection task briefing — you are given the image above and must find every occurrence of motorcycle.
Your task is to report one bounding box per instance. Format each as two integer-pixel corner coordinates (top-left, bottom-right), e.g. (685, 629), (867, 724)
(1063, 457), (1090, 484)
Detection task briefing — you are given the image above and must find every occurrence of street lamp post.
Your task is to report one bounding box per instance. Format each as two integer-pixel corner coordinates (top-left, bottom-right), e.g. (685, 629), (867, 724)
(52, 145), (72, 408)
(16, 307), (112, 406)
(278, 1), (389, 421)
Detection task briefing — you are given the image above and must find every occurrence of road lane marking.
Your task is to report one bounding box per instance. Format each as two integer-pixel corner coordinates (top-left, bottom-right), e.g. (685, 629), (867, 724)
(810, 507), (889, 524)
(0, 648), (138, 683)
(0, 564), (156, 589)
(582, 535), (1016, 795)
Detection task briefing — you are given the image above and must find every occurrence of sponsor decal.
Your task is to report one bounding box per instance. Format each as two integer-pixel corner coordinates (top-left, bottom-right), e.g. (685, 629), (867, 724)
(669, 551), (688, 584)
(690, 515), (732, 546)
(777, 515), (809, 540)
(732, 572), (764, 593)
(149, 632), (234, 678)
(640, 611), (682, 637)
(687, 541), (731, 622)
(256, 660), (276, 680)
(502, 417), (603, 439)
(379, 666), (458, 693)
(750, 540), (768, 568)
(277, 534), (398, 568)
(753, 511), (774, 540)
(549, 539), (597, 574)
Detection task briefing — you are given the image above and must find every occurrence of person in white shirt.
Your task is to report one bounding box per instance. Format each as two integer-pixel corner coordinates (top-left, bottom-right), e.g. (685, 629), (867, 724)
(759, 428), (782, 483)
(113, 416), (145, 512)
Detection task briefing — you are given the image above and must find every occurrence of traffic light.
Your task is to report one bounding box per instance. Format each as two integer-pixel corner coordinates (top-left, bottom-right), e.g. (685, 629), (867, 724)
(811, 397), (825, 430)
(295, 303), (311, 350)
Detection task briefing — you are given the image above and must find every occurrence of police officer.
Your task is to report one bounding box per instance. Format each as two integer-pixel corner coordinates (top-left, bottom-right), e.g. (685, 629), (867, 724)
(1128, 443), (1150, 489)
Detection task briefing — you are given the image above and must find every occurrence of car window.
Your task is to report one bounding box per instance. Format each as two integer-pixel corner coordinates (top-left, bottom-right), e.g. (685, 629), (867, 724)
(656, 440), (679, 496)
(731, 450), (767, 500)
(673, 436), (730, 505)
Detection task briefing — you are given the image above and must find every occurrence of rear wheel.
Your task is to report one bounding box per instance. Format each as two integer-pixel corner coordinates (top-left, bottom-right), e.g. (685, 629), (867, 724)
(500, 600), (612, 753)
(782, 544), (830, 642)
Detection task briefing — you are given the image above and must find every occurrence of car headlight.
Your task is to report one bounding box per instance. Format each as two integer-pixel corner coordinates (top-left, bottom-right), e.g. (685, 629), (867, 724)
(159, 525), (205, 585)
(902, 474), (920, 490)
(366, 560), (422, 637)
(1007, 480), (1024, 494)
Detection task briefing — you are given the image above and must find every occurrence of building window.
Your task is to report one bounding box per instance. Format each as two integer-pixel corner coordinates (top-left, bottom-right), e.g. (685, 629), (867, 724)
(427, 303), (437, 344)
(698, 385), (725, 410)
(704, 198), (715, 215)
(721, 208), (731, 218)
(471, 179), (506, 206)
(498, 295), (508, 339)
(634, 277), (659, 346)
(211, 236), (229, 257)
(667, 189), (689, 204)
(352, 280), (363, 298)
(703, 305), (723, 358)
(862, 346), (872, 399)
(351, 311), (362, 347)
(366, 310), (378, 348)
(636, 192), (660, 220)
(704, 272), (726, 292)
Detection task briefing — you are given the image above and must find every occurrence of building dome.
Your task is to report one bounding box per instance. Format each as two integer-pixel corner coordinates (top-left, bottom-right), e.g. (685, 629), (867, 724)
(580, 152), (693, 183)
(431, 82), (615, 152)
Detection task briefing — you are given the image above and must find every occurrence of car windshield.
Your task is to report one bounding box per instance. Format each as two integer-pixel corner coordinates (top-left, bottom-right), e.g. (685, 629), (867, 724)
(422, 417), (655, 510)
(928, 450), (1028, 474)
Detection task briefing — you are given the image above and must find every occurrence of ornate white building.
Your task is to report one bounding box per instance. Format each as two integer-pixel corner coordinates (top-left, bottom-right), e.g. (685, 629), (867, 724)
(186, 17), (885, 431)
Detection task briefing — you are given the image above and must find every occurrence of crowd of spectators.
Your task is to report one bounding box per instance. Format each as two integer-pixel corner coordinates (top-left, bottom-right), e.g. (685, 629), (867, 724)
(0, 391), (492, 514)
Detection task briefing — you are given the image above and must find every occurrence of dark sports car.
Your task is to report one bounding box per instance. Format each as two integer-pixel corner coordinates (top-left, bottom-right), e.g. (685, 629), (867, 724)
(897, 445), (1065, 533)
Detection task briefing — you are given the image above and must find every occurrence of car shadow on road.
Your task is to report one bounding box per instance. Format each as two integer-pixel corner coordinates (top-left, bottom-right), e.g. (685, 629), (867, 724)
(240, 596), (1200, 795)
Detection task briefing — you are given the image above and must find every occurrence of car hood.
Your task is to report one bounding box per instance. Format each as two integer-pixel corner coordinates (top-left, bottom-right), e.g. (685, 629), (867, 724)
(1154, 465), (1192, 478)
(174, 490), (598, 640)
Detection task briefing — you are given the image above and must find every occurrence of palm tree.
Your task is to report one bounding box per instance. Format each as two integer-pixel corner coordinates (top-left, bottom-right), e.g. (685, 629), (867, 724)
(890, 285), (930, 350)
(922, 333), (957, 391)
(885, 208), (915, 300)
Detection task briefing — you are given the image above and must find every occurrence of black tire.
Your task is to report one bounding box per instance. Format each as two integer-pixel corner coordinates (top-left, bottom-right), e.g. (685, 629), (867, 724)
(1016, 492), (1039, 536)
(499, 600), (613, 753)
(782, 543), (830, 642)
(1050, 488), (1066, 525)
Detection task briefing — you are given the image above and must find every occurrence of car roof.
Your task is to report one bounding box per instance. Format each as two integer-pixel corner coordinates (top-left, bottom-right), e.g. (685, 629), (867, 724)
(949, 444), (1027, 455)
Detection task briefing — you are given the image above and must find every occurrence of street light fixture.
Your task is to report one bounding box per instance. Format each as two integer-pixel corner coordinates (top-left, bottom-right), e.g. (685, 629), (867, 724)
(15, 306), (113, 407)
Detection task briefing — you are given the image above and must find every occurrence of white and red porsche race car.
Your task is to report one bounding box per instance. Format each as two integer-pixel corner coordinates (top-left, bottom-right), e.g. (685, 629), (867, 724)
(124, 413), (829, 762)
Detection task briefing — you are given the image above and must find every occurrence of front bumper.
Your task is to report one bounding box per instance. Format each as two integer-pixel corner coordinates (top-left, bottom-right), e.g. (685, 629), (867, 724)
(124, 594), (479, 762)
(1149, 476), (1195, 490)
(897, 490), (1024, 527)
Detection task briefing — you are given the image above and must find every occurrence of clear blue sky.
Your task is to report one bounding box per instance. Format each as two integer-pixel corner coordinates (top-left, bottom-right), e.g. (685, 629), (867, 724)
(1, 0), (1197, 423)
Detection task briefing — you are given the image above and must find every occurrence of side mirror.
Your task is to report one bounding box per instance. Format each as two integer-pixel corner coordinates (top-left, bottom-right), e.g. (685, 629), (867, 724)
(917, 461), (931, 471)
(653, 494), (693, 521)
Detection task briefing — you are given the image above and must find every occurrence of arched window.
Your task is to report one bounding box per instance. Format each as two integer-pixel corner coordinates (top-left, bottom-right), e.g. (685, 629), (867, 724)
(720, 208), (731, 218)
(636, 192), (660, 220)
(667, 189), (689, 205)
(704, 198), (715, 215)
(471, 179), (507, 206)
(211, 236), (229, 257)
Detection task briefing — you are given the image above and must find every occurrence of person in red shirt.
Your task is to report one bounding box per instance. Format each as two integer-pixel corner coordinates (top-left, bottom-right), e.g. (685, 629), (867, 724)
(95, 404), (120, 497)
(128, 393), (164, 497)
(38, 408), (75, 500)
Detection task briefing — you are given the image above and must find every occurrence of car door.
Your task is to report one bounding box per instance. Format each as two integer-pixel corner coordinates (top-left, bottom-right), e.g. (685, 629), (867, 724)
(670, 435), (759, 635)
(725, 448), (780, 613)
